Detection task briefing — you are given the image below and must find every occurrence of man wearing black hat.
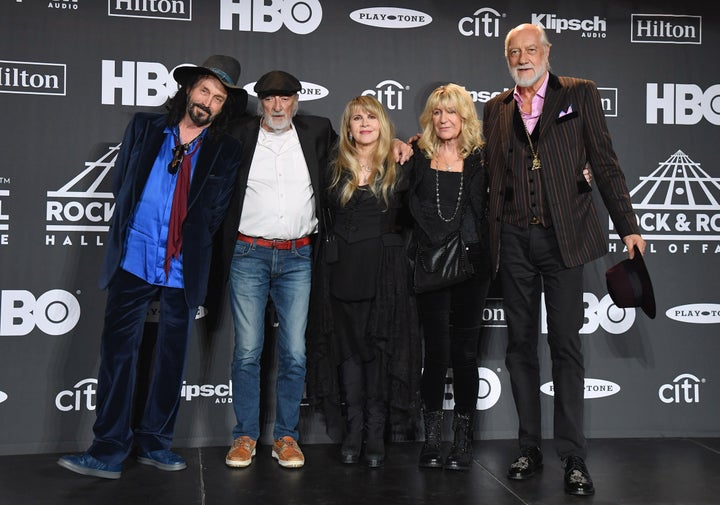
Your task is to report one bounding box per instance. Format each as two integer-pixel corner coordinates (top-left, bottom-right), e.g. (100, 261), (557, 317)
(57, 55), (245, 479)
(212, 69), (334, 469)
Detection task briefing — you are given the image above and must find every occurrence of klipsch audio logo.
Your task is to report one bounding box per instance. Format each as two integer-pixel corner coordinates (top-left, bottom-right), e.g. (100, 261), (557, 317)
(181, 380), (232, 403)
(0, 60), (66, 96)
(220, 0), (322, 34)
(244, 80), (328, 101)
(45, 145), (118, 247)
(647, 83), (719, 125)
(361, 80), (408, 110)
(666, 304), (720, 324)
(531, 13), (606, 38)
(458, 7), (505, 37)
(0, 289), (81, 336)
(542, 378), (621, 399)
(350, 7), (432, 29)
(609, 150), (720, 254)
(631, 14), (701, 44)
(658, 373), (704, 404)
(109, 0), (192, 20)
(48, 0), (79, 10)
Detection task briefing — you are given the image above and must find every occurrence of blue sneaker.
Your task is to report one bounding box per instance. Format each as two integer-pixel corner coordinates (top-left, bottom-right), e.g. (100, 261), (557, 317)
(58, 453), (122, 479)
(137, 450), (187, 471)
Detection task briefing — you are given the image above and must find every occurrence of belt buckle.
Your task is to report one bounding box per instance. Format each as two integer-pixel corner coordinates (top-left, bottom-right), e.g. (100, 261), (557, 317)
(529, 216), (540, 225)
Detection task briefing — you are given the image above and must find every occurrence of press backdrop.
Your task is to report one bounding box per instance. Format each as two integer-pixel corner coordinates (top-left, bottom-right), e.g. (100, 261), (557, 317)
(0, 0), (718, 455)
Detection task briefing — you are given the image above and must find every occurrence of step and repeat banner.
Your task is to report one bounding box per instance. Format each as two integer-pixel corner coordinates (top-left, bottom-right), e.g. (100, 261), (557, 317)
(0, 0), (717, 455)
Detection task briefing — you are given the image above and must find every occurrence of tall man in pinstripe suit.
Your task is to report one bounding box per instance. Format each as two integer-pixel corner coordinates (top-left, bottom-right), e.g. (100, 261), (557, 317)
(483, 23), (646, 496)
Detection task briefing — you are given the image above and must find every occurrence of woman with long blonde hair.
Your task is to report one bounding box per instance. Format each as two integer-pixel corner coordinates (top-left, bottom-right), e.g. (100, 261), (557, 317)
(309, 95), (420, 468)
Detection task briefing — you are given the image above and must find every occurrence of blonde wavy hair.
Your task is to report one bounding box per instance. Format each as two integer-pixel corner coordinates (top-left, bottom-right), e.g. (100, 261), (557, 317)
(330, 95), (398, 208)
(418, 83), (484, 159)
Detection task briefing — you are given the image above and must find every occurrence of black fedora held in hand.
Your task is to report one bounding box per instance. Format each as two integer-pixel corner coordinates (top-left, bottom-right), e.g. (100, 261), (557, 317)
(173, 55), (245, 94)
(605, 245), (656, 318)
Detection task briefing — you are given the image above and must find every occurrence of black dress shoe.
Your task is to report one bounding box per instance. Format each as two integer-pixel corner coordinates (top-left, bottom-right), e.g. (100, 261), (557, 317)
(563, 456), (595, 496)
(507, 447), (543, 480)
(340, 432), (361, 464)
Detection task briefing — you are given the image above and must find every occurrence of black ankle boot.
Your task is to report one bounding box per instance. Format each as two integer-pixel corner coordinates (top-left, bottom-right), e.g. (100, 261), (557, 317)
(444, 411), (473, 471)
(340, 429), (362, 464)
(418, 410), (443, 468)
(365, 438), (385, 468)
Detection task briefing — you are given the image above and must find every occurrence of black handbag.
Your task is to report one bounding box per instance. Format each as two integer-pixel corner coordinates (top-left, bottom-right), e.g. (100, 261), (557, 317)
(413, 230), (473, 293)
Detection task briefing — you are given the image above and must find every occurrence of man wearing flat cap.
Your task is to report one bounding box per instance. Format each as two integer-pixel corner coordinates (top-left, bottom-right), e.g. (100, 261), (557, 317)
(58, 55), (245, 479)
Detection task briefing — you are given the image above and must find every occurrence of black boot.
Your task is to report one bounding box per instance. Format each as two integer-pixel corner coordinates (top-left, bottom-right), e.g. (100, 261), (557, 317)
(418, 410), (443, 468)
(444, 411), (473, 471)
(340, 424), (362, 464)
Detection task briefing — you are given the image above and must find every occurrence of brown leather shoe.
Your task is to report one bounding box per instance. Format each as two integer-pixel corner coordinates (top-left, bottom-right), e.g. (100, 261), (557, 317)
(272, 436), (305, 468)
(225, 436), (256, 468)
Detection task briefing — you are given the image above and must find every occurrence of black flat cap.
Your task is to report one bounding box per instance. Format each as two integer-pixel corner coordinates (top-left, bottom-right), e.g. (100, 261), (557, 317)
(254, 70), (301, 98)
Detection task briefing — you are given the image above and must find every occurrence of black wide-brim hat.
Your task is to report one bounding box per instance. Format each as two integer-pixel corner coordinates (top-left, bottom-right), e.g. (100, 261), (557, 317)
(173, 55), (245, 95)
(605, 245), (656, 318)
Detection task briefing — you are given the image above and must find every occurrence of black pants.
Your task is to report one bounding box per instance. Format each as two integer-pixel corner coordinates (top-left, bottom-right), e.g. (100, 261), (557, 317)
(501, 223), (586, 459)
(417, 254), (491, 414)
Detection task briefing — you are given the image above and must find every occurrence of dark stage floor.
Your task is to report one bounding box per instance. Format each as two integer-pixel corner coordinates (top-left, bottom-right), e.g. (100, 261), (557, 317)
(3, 438), (719, 505)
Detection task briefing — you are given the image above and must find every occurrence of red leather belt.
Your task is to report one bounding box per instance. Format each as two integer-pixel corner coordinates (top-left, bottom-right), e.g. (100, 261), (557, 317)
(237, 232), (311, 250)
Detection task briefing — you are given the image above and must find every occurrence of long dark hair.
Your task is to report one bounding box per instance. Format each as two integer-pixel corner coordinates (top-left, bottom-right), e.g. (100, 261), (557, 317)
(165, 74), (239, 137)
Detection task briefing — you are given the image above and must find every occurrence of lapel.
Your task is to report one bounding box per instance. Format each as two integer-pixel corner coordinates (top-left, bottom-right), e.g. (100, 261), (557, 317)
(187, 131), (220, 210)
(133, 115), (166, 202)
(539, 73), (566, 139)
(499, 91), (515, 165)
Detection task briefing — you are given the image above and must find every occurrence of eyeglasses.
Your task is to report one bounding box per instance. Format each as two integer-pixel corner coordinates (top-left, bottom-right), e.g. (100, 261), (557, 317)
(168, 144), (186, 174)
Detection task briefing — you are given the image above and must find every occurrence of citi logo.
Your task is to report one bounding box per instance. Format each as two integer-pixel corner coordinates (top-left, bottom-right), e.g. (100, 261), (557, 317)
(109, 0), (192, 21)
(350, 7), (432, 29)
(0, 60), (66, 96)
(541, 378), (621, 399)
(361, 80), (407, 110)
(542, 292), (636, 335)
(531, 13), (606, 38)
(658, 373), (704, 404)
(631, 14), (701, 44)
(666, 304), (720, 324)
(458, 7), (504, 38)
(101, 60), (183, 106)
(598, 87), (617, 117)
(46, 144), (118, 247)
(443, 367), (501, 411)
(244, 81), (329, 101)
(0, 289), (81, 337)
(220, 0), (323, 35)
(646, 83), (720, 125)
(0, 390), (7, 404)
(56, 378), (96, 412)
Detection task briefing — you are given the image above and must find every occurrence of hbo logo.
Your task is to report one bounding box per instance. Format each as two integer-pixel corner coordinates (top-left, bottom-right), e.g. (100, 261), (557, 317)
(541, 292), (636, 335)
(0, 289), (81, 336)
(220, 0), (323, 34)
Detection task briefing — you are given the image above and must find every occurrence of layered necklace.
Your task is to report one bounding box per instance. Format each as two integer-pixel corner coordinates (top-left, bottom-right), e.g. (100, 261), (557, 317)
(434, 153), (464, 222)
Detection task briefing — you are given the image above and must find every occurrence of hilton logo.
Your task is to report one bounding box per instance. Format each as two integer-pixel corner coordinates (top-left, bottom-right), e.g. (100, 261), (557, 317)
(631, 14), (701, 44)
(0, 60), (66, 96)
(108, 0), (192, 20)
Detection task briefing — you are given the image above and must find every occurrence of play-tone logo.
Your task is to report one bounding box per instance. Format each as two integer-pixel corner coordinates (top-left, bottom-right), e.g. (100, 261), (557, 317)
(350, 7), (432, 28)
(219, 0), (323, 34)
(666, 304), (720, 324)
(541, 378), (621, 399)
(244, 80), (328, 101)
(631, 14), (701, 44)
(658, 373), (704, 404)
(0, 60), (66, 96)
(109, 0), (192, 20)
(609, 150), (720, 254)
(46, 145), (118, 247)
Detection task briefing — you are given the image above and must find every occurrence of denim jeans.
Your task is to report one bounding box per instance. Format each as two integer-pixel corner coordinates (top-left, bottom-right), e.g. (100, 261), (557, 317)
(229, 238), (312, 441)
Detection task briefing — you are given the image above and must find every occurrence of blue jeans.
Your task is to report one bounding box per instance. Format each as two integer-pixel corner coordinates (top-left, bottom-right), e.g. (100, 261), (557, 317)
(229, 239), (312, 441)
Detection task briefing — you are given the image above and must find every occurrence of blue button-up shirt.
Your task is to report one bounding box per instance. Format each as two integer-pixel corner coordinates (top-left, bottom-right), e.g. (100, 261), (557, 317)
(120, 125), (205, 288)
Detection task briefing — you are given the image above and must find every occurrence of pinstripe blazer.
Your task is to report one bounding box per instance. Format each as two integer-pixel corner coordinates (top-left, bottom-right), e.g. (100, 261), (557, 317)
(482, 73), (640, 273)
